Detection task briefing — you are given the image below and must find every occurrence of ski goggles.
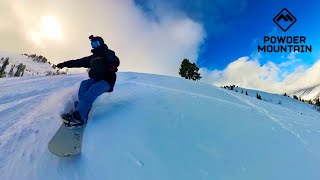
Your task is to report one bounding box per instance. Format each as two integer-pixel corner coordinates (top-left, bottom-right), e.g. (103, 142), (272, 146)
(91, 40), (101, 49)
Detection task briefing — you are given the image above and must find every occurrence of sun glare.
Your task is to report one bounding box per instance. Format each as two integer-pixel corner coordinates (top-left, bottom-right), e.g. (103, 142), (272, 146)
(40, 16), (63, 40)
(29, 16), (64, 46)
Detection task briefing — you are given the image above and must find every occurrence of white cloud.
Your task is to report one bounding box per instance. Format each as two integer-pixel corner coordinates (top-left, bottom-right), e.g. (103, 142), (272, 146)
(0, 0), (206, 76)
(201, 55), (320, 94)
(279, 52), (301, 68)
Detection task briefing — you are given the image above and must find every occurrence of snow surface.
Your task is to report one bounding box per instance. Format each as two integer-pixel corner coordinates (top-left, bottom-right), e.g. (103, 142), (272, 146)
(1, 72), (320, 180)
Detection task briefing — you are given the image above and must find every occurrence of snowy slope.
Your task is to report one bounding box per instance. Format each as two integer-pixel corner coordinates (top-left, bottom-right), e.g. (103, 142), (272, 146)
(1, 72), (320, 180)
(232, 86), (315, 114)
(0, 51), (58, 77)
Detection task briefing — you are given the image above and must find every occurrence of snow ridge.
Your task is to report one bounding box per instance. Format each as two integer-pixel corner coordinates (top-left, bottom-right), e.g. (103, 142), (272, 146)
(0, 51), (60, 78)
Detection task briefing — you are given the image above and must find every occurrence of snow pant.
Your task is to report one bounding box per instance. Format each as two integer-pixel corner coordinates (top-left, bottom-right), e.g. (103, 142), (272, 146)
(76, 78), (110, 120)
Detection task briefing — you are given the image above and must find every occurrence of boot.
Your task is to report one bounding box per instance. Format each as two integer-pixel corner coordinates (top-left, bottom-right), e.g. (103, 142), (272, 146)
(61, 110), (85, 126)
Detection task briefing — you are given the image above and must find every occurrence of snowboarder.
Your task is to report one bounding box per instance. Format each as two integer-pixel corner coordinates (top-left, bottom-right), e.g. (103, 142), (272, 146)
(56, 35), (120, 126)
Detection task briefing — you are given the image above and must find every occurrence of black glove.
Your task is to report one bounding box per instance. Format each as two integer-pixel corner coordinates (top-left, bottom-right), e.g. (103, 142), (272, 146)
(56, 63), (65, 69)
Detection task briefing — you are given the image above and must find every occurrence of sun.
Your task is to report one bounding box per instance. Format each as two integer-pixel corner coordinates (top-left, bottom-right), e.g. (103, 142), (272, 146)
(29, 16), (64, 46)
(40, 16), (63, 41)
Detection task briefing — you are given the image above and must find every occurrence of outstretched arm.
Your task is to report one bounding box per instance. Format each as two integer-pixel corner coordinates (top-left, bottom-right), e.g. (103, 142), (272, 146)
(58, 55), (93, 68)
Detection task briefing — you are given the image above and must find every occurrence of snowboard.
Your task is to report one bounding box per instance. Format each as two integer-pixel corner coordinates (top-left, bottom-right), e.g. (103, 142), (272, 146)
(48, 101), (88, 157)
(48, 123), (85, 157)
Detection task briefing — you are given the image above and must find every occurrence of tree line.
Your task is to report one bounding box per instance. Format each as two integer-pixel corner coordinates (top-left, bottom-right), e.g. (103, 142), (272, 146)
(22, 54), (48, 63)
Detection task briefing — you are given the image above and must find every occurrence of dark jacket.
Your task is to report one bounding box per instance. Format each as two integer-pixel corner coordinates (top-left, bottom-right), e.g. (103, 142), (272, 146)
(62, 44), (120, 92)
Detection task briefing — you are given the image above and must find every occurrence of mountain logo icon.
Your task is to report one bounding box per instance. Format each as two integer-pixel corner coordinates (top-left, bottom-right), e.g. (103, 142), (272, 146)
(273, 8), (297, 32)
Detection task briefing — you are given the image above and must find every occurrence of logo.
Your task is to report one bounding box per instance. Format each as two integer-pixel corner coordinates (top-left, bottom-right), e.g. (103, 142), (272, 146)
(273, 8), (297, 32)
(257, 8), (311, 53)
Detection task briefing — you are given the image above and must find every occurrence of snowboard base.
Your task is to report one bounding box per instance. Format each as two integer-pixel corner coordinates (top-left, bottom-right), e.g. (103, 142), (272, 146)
(48, 123), (85, 157)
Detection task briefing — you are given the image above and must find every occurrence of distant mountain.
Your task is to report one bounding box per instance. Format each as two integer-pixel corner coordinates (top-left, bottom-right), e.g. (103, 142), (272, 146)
(292, 84), (320, 101)
(0, 51), (63, 78)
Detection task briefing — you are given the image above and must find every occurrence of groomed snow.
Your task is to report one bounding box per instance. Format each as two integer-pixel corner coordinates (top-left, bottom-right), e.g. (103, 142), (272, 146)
(0, 72), (320, 180)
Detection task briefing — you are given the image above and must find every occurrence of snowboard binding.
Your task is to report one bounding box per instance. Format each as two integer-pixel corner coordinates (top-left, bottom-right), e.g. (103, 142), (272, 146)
(61, 113), (86, 127)
(63, 121), (85, 127)
(61, 101), (88, 127)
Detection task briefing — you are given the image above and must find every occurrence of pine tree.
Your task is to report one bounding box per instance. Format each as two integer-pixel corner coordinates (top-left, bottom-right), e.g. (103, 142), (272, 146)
(29, 54), (36, 59)
(14, 63), (24, 77)
(0, 58), (9, 78)
(256, 93), (262, 100)
(314, 98), (320, 111)
(245, 91), (248, 95)
(8, 64), (15, 76)
(179, 59), (202, 81)
(46, 71), (53, 76)
(20, 65), (26, 77)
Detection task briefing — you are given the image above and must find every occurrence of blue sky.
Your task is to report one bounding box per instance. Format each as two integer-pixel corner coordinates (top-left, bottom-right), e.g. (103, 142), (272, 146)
(134, 0), (320, 71)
